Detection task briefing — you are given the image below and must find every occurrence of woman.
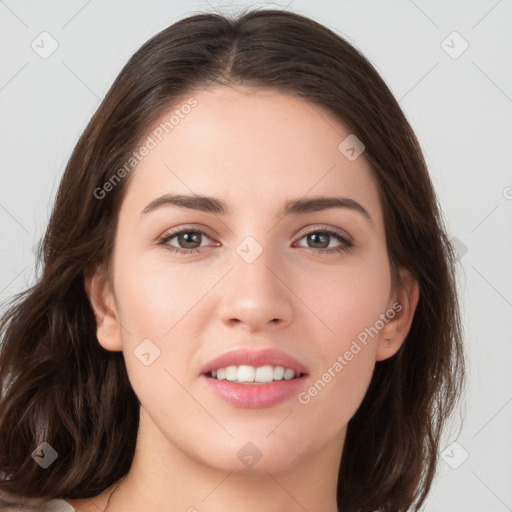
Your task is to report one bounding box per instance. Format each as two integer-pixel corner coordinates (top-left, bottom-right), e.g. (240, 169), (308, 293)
(0, 7), (465, 512)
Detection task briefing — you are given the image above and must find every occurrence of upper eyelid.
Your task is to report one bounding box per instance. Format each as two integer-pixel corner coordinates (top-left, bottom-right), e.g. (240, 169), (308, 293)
(161, 224), (352, 244)
(296, 225), (352, 240)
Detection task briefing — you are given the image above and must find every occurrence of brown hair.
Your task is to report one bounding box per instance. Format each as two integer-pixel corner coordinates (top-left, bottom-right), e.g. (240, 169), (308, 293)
(0, 7), (465, 511)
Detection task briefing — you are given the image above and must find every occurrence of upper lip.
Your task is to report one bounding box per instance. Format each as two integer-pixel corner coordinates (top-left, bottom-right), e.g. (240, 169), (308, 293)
(201, 348), (308, 376)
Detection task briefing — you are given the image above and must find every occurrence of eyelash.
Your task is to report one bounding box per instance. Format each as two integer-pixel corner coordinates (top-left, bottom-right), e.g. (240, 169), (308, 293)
(158, 227), (354, 256)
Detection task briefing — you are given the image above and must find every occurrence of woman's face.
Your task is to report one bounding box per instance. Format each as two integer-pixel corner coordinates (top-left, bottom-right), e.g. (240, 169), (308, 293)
(90, 85), (414, 474)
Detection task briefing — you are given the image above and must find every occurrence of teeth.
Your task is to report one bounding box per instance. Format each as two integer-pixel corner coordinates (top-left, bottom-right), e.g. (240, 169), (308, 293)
(209, 364), (301, 383)
(256, 365), (274, 382)
(273, 366), (285, 380)
(283, 368), (296, 380)
(225, 365), (238, 381)
(237, 365), (255, 382)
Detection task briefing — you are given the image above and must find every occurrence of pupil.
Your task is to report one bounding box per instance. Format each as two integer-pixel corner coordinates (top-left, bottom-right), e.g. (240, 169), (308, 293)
(309, 233), (328, 248)
(180, 232), (200, 248)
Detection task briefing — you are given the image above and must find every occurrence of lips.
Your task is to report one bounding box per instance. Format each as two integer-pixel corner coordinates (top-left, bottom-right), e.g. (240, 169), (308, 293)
(200, 348), (309, 408)
(200, 348), (308, 376)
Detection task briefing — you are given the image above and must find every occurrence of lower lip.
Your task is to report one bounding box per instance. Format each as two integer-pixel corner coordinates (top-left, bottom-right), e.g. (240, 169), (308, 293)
(201, 374), (308, 409)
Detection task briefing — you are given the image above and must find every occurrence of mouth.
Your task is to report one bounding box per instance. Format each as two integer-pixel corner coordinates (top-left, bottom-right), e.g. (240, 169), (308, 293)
(204, 364), (306, 385)
(200, 348), (309, 408)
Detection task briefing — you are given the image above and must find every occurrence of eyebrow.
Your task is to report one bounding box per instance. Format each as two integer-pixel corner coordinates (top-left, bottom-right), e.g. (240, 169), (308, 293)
(141, 193), (372, 224)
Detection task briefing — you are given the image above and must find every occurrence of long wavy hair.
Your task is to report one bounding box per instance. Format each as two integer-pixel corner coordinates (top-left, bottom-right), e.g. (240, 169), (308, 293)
(0, 7), (465, 511)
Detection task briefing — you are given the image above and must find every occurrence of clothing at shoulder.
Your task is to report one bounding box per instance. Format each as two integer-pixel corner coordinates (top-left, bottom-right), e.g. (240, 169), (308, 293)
(0, 498), (76, 512)
(40, 499), (77, 512)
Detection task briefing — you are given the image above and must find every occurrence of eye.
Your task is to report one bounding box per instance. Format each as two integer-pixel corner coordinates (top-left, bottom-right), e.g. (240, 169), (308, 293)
(294, 228), (354, 255)
(158, 228), (216, 255)
(158, 227), (354, 256)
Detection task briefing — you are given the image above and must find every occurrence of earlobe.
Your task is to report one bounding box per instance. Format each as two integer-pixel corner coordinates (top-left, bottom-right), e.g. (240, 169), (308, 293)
(376, 268), (420, 362)
(84, 266), (123, 352)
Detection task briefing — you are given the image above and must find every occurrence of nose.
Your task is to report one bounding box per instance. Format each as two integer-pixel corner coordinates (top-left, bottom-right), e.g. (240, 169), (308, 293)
(217, 247), (294, 333)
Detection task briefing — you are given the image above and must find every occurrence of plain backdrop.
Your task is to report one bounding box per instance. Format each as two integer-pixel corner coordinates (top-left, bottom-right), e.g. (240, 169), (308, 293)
(1, 1), (511, 510)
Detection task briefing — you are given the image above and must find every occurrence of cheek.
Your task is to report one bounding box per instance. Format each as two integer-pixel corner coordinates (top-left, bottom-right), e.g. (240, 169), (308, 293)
(293, 249), (391, 418)
(111, 249), (208, 399)
(296, 245), (392, 350)
(114, 257), (203, 435)
(292, 366), (374, 465)
(113, 249), (208, 340)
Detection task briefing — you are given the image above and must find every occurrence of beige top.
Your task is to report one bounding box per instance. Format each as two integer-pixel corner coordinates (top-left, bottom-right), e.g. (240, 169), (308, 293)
(0, 499), (76, 512)
(40, 499), (77, 512)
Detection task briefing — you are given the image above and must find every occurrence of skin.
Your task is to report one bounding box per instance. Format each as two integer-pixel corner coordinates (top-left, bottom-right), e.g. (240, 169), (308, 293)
(72, 84), (419, 512)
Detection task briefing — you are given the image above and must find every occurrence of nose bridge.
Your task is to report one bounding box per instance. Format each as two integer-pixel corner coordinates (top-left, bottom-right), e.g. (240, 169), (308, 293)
(217, 232), (293, 330)
(232, 235), (283, 299)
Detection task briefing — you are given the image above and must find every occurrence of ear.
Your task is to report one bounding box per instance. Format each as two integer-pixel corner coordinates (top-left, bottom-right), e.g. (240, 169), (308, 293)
(84, 265), (123, 352)
(376, 267), (420, 361)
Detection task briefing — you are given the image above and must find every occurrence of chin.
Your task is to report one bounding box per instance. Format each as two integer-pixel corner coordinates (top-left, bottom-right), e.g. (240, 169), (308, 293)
(188, 435), (308, 475)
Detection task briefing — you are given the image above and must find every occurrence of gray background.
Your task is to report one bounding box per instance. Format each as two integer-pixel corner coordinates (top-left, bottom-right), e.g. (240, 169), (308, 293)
(1, 1), (511, 510)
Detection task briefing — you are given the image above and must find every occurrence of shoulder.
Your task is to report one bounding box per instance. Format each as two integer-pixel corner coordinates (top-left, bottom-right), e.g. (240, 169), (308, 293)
(0, 499), (76, 512)
(41, 499), (77, 512)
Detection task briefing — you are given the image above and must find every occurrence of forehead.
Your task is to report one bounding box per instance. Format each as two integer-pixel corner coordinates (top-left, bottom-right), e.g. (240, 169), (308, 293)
(121, 85), (383, 226)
